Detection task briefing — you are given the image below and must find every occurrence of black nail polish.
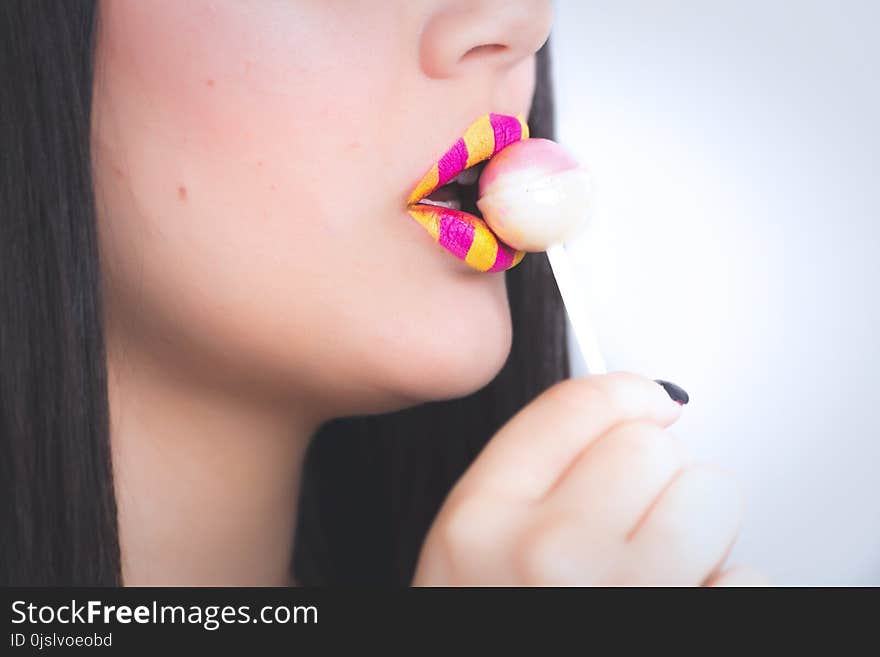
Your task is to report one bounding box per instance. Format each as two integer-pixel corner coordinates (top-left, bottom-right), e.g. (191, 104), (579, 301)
(654, 379), (689, 405)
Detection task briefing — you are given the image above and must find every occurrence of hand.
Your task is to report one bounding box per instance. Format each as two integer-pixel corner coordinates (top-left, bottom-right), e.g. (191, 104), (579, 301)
(413, 372), (765, 586)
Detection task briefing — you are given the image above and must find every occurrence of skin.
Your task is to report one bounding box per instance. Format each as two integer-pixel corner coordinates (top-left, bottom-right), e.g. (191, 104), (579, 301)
(91, 0), (762, 585)
(414, 373), (767, 585)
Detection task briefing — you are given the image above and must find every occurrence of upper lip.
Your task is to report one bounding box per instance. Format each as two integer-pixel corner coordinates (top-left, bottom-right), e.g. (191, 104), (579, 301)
(407, 113), (530, 206)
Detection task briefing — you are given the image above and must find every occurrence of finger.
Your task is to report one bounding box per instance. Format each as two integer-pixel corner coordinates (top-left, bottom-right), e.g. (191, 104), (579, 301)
(544, 420), (692, 538)
(706, 565), (770, 587)
(453, 372), (684, 502)
(610, 465), (743, 586)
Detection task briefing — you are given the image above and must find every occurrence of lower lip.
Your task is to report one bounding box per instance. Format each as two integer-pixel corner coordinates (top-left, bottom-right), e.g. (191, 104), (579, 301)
(406, 202), (525, 273)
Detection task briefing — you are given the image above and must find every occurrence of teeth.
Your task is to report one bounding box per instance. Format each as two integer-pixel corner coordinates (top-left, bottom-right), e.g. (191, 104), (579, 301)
(452, 166), (480, 186)
(419, 197), (462, 210)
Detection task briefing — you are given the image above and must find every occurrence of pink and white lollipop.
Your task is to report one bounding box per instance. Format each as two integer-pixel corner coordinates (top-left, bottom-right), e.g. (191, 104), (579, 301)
(477, 138), (606, 374)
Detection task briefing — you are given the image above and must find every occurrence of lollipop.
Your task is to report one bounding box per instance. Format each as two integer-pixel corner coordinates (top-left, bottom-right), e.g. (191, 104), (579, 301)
(476, 137), (607, 374)
(476, 138), (590, 251)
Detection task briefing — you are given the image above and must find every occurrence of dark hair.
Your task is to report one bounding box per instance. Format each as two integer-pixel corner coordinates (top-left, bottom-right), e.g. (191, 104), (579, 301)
(1, 0), (119, 585)
(0, 1), (567, 586)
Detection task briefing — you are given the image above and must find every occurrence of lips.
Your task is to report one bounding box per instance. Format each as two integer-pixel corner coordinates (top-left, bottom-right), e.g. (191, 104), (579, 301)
(406, 113), (529, 272)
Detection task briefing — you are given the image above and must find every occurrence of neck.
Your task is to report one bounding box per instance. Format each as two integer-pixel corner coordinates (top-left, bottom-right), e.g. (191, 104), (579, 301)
(106, 332), (323, 586)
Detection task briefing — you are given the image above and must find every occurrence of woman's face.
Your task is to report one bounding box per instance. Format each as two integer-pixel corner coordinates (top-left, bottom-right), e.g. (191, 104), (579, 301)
(92, 0), (553, 418)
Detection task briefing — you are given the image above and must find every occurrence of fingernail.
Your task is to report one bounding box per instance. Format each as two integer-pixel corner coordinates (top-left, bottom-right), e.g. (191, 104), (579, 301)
(654, 379), (690, 405)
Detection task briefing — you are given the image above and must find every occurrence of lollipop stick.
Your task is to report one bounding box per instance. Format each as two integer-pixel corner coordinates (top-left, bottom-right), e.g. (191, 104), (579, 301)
(546, 243), (607, 375)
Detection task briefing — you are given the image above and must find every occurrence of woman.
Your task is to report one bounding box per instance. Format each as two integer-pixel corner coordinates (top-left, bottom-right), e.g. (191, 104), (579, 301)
(1, 0), (762, 586)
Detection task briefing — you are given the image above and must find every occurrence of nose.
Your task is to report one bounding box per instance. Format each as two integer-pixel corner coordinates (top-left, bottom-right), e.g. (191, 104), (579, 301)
(418, 0), (554, 79)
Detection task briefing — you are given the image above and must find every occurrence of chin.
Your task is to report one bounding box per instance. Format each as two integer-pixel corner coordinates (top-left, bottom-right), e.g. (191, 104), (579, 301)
(378, 296), (514, 408)
(420, 323), (512, 401)
(328, 255), (515, 416)
(323, 322), (513, 418)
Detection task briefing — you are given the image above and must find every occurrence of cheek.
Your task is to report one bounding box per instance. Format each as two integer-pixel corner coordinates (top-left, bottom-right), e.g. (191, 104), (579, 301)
(93, 0), (515, 410)
(509, 55), (538, 113)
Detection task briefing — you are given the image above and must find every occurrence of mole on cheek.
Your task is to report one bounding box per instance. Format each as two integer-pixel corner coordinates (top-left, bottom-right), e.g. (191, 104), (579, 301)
(177, 185), (188, 201)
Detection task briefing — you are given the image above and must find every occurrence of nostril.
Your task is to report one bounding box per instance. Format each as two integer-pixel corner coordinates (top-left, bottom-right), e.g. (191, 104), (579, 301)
(461, 43), (508, 61)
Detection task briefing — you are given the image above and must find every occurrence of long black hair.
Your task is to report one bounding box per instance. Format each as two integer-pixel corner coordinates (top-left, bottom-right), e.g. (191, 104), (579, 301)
(0, 0), (567, 586)
(1, 0), (118, 585)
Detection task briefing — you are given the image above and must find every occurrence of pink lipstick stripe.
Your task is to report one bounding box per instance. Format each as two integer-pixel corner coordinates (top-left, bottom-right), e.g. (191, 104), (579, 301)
(490, 113), (524, 157)
(437, 139), (469, 187)
(438, 212), (476, 259)
(436, 114), (523, 187)
(488, 242), (515, 272)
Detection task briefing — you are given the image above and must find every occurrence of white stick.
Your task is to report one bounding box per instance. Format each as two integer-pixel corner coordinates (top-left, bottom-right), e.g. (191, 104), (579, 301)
(546, 243), (607, 375)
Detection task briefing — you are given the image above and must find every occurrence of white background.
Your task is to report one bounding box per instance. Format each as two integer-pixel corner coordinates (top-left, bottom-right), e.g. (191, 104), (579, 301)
(554, 0), (879, 584)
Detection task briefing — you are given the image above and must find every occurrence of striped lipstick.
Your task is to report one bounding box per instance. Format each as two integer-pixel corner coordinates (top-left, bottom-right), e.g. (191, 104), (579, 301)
(406, 113), (529, 273)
